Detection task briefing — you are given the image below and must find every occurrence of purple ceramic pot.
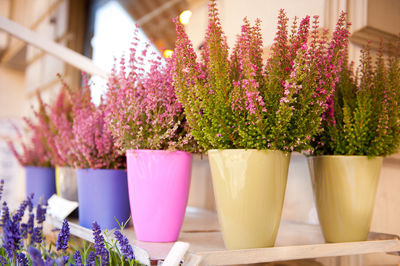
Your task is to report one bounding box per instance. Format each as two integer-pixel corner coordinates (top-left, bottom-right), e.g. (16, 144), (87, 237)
(25, 166), (56, 206)
(77, 168), (130, 229)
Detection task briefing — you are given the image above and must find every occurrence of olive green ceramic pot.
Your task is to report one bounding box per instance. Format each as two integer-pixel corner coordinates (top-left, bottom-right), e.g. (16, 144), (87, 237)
(308, 155), (383, 243)
(208, 149), (291, 249)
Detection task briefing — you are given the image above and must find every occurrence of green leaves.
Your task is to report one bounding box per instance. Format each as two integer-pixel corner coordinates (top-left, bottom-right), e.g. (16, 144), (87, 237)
(315, 43), (400, 156)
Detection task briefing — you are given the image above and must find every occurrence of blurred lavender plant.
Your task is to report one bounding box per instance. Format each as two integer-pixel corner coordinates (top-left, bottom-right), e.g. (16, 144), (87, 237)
(0, 180), (140, 265)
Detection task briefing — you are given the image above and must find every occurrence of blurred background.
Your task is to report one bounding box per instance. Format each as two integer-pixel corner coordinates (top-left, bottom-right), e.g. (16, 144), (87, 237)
(0, 1), (399, 264)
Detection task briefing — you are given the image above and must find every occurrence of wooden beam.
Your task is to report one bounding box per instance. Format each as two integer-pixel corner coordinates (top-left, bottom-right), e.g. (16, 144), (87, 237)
(26, 32), (72, 66)
(0, 15), (109, 79)
(350, 26), (399, 51)
(136, 0), (182, 26)
(1, 0), (66, 65)
(26, 77), (62, 99)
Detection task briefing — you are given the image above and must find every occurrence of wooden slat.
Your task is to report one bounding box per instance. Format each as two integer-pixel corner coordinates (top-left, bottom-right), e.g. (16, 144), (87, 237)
(1, 0), (65, 64)
(196, 240), (400, 265)
(26, 32), (72, 66)
(0, 15), (109, 79)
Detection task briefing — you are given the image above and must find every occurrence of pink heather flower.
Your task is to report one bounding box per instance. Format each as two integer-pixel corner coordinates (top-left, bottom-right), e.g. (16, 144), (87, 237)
(70, 94), (125, 169)
(172, 1), (350, 152)
(8, 93), (53, 167)
(105, 29), (197, 152)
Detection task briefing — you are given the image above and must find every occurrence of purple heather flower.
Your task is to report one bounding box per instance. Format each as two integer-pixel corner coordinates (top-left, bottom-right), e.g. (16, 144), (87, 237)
(31, 227), (43, 244)
(92, 221), (109, 265)
(36, 203), (47, 225)
(18, 252), (29, 266)
(87, 251), (96, 266)
(3, 218), (22, 259)
(114, 230), (135, 261)
(56, 220), (70, 251)
(28, 246), (44, 265)
(73, 250), (83, 266)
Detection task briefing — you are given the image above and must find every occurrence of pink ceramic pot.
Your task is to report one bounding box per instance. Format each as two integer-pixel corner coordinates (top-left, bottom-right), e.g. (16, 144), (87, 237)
(126, 150), (192, 242)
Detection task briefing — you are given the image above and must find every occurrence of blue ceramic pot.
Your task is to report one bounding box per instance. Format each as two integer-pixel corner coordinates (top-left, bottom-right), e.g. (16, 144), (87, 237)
(25, 166), (56, 206)
(77, 169), (130, 229)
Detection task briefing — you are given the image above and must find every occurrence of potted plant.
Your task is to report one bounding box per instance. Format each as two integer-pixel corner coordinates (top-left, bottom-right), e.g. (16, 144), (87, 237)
(105, 35), (197, 242)
(173, 0), (350, 249)
(45, 77), (79, 201)
(309, 42), (400, 242)
(70, 87), (129, 230)
(8, 93), (56, 206)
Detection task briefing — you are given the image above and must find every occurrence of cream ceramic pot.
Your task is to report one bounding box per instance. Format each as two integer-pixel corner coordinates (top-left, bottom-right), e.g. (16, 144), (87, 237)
(55, 166), (78, 201)
(208, 149), (291, 249)
(308, 155), (383, 242)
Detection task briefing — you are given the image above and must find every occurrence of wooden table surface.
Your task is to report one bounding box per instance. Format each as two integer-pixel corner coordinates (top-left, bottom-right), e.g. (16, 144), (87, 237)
(46, 207), (400, 265)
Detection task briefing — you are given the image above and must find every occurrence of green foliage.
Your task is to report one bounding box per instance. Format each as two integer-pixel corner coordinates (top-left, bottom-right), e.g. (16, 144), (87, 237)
(173, 1), (350, 152)
(314, 41), (400, 156)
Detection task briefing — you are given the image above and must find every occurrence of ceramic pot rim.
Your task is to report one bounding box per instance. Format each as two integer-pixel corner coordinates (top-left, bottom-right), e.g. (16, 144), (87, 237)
(76, 168), (126, 173)
(307, 154), (383, 159)
(25, 166), (54, 170)
(207, 148), (290, 154)
(126, 149), (190, 155)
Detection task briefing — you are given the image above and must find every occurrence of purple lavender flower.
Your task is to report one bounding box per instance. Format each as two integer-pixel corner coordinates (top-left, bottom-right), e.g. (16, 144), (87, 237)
(31, 227), (43, 244)
(0, 202), (9, 226)
(36, 203), (47, 225)
(87, 251), (96, 266)
(92, 221), (109, 265)
(45, 257), (55, 266)
(0, 179), (4, 202)
(56, 220), (70, 251)
(73, 250), (83, 266)
(28, 246), (44, 265)
(12, 195), (31, 223)
(0, 256), (7, 265)
(55, 256), (68, 265)
(3, 219), (22, 259)
(20, 223), (28, 239)
(114, 230), (135, 261)
(27, 193), (34, 213)
(18, 252), (29, 266)
(27, 213), (34, 234)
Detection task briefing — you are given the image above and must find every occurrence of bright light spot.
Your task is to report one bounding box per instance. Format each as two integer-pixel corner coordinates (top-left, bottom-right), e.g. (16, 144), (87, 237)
(163, 49), (173, 58)
(90, 1), (161, 105)
(179, 10), (192, 25)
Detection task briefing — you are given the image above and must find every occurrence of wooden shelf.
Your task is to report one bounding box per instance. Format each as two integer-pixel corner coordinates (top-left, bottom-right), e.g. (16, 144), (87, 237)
(46, 207), (400, 265)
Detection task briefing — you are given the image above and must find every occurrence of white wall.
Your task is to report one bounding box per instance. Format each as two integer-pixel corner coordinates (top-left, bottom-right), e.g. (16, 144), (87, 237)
(186, 0), (326, 52)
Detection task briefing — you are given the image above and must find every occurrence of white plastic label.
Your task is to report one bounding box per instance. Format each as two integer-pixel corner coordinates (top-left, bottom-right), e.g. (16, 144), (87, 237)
(47, 194), (79, 220)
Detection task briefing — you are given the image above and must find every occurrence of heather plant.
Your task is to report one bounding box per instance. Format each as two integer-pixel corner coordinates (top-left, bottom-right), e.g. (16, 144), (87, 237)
(0, 180), (140, 265)
(173, 1), (350, 152)
(105, 33), (197, 153)
(69, 85), (126, 169)
(45, 74), (98, 168)
(312, 41), (400, 156)
(8, 93), (53, 167)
